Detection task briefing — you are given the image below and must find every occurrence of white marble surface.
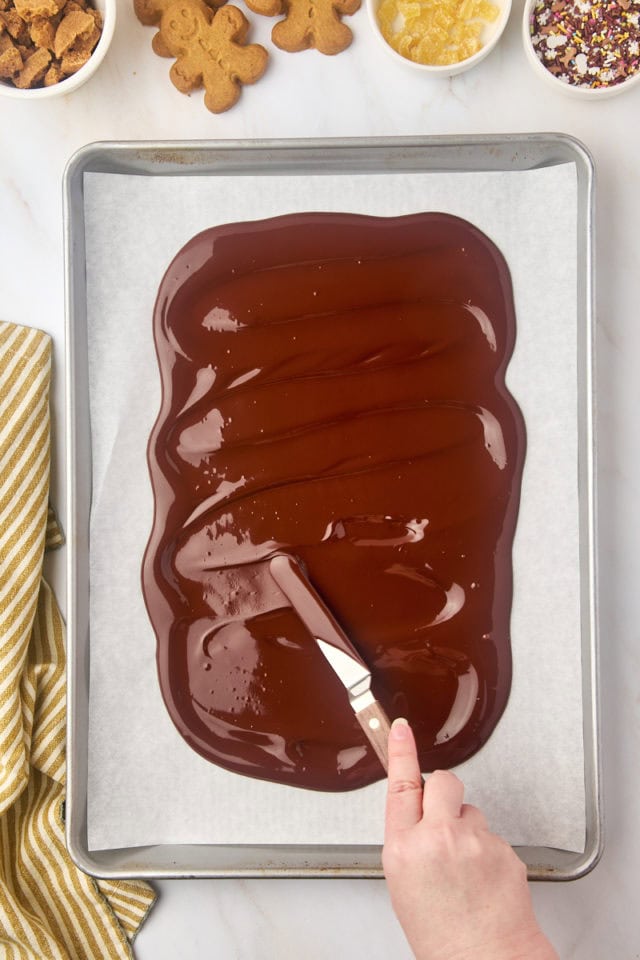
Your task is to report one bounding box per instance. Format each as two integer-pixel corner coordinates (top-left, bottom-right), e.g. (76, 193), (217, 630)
(1, 0), (639, 953)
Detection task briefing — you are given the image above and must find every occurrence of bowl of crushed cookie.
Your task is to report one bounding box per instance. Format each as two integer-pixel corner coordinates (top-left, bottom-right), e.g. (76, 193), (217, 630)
(366, 0), (511, 74)
(523, 0), (640, 97)
(0, 0), (114, 97)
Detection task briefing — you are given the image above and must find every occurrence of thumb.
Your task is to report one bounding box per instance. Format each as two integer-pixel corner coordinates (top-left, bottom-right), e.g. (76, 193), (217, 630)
(384, 718), (424, 837)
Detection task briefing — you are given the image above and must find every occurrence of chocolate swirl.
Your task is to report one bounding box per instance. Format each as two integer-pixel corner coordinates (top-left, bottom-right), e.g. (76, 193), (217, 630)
(142, 212), (525, 791)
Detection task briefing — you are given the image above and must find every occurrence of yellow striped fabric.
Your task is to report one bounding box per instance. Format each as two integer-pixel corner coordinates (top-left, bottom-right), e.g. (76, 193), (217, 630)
(0, 322), (156, 959)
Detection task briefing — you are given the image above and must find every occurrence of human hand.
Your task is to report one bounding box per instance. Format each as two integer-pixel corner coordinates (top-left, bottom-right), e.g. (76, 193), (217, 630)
(382, 718), (559, 960)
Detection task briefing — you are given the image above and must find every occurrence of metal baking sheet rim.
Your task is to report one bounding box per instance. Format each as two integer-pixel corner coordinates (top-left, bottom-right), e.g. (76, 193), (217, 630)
(63, 134), (602, 881)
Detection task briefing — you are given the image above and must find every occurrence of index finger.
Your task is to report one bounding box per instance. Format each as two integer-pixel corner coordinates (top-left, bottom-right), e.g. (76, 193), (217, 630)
(384, 718), (424, 836)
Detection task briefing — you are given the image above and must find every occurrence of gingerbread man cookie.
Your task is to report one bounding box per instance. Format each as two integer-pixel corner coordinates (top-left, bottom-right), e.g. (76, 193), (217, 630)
(159, 0), (268, 112)
(246, 0), (360, 54)
(133, 0), (225, 56)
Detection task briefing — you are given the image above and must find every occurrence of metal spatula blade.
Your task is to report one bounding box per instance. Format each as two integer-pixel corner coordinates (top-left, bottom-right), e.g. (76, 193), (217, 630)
(269, 553), (392, 772)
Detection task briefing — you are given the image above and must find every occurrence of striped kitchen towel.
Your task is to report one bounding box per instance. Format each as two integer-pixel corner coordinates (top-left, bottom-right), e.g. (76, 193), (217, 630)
(0, 321), (156, 959)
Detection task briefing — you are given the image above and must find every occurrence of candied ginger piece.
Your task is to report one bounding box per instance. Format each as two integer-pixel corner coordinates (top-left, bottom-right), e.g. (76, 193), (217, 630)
(429, 23), (448, 45)
(459, 34), (481, 55)
(449, 20), (484, 39)
(415, 35), (441, 60)
(412, 7), (430, 25)
(398, 1), (421, 17)
(440, 44), (463, 62)
(434, 8), (454, 28)
(378, 0), (397, 20)
(474, 0), (498, 18)
(465, 19), (484, 36)
(396, 31), (415, 55)
(406, 16), (428, 36)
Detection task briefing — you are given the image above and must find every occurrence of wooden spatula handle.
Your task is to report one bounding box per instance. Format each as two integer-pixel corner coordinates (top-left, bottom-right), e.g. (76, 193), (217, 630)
(356, 700), (392, 773)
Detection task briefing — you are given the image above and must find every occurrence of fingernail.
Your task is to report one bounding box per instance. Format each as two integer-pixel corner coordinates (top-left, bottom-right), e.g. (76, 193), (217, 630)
(390, 717), (409, 739)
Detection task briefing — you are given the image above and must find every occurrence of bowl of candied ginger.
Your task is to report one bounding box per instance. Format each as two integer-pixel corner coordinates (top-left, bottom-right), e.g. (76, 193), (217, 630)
(367, 0), (511, 73)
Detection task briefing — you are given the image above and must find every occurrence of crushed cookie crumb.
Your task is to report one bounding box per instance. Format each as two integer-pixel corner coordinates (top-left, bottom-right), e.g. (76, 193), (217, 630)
(0, 0), (101, 87)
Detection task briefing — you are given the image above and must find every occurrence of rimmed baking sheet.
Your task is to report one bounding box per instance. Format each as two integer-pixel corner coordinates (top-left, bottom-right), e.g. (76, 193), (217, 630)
(64, 135), (601, 880)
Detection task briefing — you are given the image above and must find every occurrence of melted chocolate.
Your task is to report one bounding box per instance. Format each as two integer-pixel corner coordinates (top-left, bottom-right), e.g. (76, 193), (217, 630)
(142, 212), (525, 791)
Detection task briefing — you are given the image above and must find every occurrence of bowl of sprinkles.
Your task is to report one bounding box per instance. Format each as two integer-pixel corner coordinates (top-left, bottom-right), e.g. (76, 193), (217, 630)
(523, 0), (640, 96)
(367, 0), (512, 74)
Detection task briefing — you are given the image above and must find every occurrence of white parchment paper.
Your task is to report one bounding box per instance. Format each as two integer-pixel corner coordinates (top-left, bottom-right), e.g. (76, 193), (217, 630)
(85, 163), (585, 853)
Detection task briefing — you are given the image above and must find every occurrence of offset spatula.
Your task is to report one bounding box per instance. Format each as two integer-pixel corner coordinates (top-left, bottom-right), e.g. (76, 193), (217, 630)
(269, 553), (392, 772)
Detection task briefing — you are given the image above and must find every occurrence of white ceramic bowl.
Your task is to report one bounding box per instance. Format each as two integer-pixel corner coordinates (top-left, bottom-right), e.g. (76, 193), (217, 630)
(522, 0), (640, 99)
(366, 0), (512, 76)
(0, 0), (115, 99)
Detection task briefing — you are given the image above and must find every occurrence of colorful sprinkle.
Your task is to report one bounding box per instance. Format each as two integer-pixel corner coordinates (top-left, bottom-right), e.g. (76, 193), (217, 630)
(530, 0), (640, 87)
